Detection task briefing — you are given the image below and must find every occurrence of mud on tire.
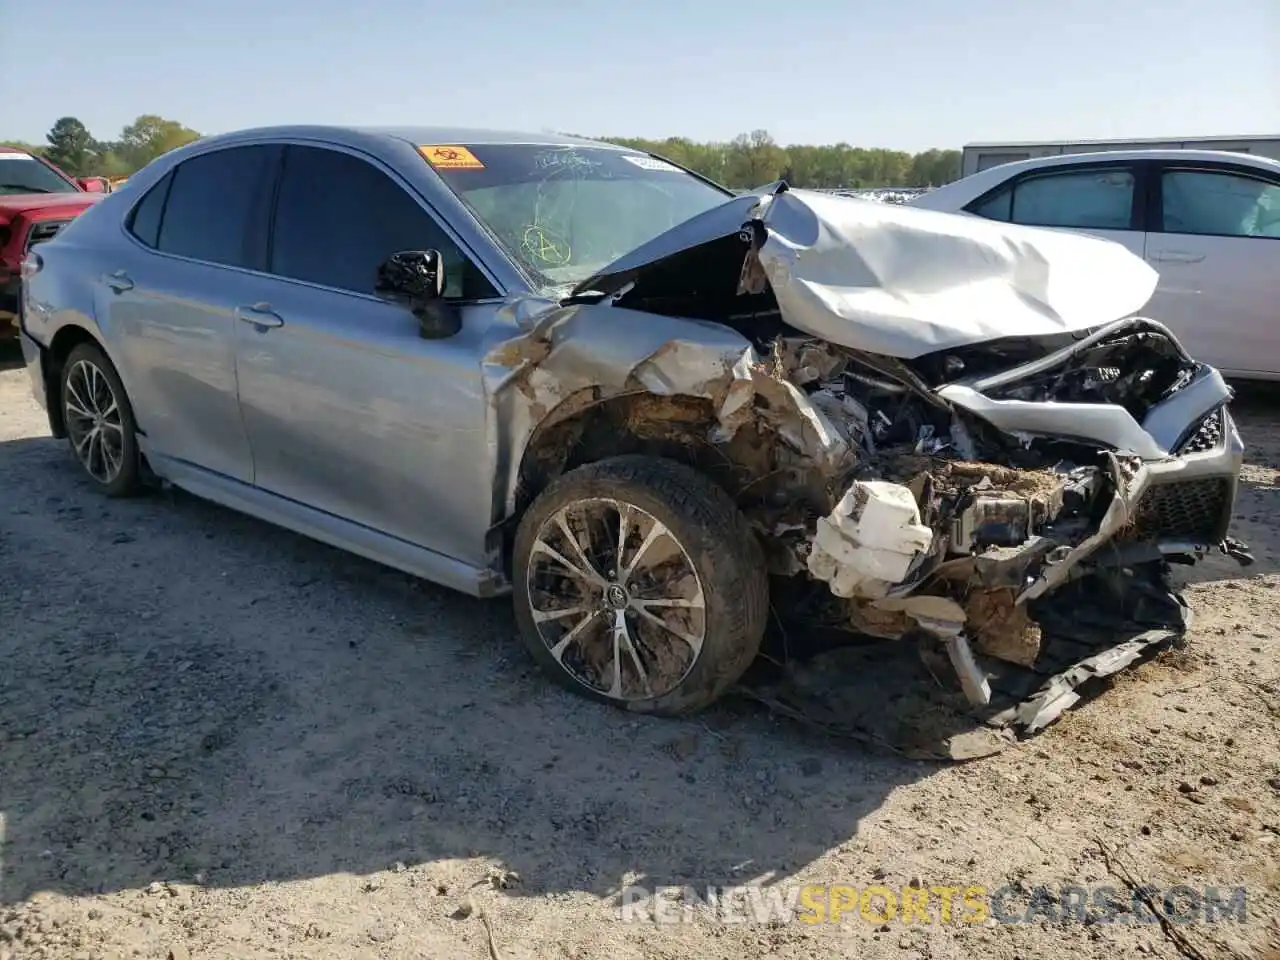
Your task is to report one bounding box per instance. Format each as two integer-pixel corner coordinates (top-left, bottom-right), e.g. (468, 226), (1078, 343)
(512, 455), (769, 716)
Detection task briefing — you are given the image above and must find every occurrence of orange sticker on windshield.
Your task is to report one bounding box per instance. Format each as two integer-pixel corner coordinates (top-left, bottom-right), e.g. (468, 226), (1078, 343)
(419, 145), (485, 169)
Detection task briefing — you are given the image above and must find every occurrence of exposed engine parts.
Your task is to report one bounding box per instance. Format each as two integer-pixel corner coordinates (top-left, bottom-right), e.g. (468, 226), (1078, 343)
(488, 236), (1247, 736)
(720, 328), (1248, 723)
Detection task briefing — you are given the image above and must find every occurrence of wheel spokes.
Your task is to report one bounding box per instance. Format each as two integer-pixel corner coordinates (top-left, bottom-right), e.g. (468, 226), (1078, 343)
(553, 512), (602, 584)
(526, 497), (707, 702)
(548, 608), (603, 663)
(72, 424), (93, 454)
(65, 360), (124, 485)
(631, 601), (705, 658)
(619, 514), (668, 586)
(532, 539), (604, 590)
(100, 431), (123, 478)
(611, 608), (652, 699)
(65, 373), (92, 420)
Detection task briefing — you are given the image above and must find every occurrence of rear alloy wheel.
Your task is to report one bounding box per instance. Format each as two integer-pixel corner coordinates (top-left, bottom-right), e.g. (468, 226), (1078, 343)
(513, 455), (769, 716)
(61, 342), (141, 497)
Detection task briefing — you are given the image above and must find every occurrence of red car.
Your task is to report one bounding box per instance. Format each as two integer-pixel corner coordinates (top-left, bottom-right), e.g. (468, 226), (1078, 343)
(0, 147), (106, 338)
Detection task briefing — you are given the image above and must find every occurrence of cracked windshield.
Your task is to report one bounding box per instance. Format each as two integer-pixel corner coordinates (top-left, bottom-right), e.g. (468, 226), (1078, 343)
(424, 143), (731, 289)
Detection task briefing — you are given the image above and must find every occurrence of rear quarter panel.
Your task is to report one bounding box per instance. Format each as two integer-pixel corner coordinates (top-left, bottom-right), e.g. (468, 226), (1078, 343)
(22, 190), (146, 401)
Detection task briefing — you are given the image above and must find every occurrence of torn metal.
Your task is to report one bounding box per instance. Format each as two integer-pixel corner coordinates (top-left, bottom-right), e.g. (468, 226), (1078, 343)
(571, 185), (1161, 358)
(485, 185), (1248, 738)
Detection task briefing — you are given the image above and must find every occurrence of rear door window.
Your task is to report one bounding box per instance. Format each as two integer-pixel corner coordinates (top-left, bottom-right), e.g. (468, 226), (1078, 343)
(971, 187), (1012, 221)
(155, 145), (277, 268)
(268, 145), (496, 299)
(1159, 168), (1280, 238)
(970, 167), (1137, 230)
(126, 172), (173, 248)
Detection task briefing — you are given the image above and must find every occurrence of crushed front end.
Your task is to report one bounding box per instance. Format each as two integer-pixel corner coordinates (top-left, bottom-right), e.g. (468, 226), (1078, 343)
(498, 185), (1249, 737)
(767, 317), (1248, 734)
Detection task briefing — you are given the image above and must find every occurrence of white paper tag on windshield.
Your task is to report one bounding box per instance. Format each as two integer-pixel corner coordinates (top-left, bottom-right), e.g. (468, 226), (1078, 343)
(622, 155), (681, 173)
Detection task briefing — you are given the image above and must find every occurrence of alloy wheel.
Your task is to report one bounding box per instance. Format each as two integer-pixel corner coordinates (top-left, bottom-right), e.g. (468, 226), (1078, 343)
(64, 358), (126, 485)
(525, 497), (708, 701)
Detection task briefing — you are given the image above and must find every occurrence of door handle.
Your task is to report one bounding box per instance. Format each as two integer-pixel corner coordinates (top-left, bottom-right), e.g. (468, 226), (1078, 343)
(234, 303), (284, 329)
(1149, 250), (1206, 264)
(104, 270), (134, 293)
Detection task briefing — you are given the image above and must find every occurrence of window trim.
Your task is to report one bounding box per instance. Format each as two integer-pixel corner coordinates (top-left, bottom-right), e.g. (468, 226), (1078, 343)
(262, 141), (504, 305)
(118, 143), (281, 274)
(124, 169), (174, 249)
(117, 138), (508, 303)
(1151, 162), (1280, 240)
(963, 160), (1147, 232)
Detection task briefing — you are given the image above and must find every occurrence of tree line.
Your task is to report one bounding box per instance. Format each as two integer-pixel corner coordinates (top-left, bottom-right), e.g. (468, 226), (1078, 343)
(599, 130), (960, 189)
(2, 115), (201, 179)
(4, 117), (961, 189)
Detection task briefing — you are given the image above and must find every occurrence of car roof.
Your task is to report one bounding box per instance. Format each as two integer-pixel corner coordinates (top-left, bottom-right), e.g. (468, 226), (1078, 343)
(964, 135), (1279, 149)
(913, 148), (1280, 210)
(192, 124), (627, 152)
(969, 148), (1280, 168)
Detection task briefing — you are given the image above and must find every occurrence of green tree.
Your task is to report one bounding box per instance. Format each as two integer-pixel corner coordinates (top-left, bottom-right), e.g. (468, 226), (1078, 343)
(13, 118), (961, 188)
(594, 133), (961, 190)
(117, 114), (201, 172)
(91, 143), (133, 178)
(908, 149), (962, 187)
(725, 130), (789, 187)
(45, 117), (94, 175)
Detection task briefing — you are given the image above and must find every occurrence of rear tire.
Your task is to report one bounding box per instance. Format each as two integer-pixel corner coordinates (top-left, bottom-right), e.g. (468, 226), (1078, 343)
(512, 455), (769, 716)
(60, 342), (142, 497)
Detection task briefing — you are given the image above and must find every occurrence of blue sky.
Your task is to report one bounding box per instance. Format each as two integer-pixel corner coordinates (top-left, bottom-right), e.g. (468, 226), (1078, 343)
(4, 0), (1277, 151)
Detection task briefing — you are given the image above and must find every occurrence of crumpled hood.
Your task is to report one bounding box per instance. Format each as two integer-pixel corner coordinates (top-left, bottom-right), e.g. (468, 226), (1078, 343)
(573, 186), (1160, 360)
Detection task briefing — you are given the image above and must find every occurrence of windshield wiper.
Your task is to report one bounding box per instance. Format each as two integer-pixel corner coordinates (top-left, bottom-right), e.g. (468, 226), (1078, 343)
(0, 184), (53, 193)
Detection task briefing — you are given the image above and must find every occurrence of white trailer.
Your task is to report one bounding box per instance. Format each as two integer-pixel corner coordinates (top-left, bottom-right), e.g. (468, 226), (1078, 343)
(960, 135), (1280, 179)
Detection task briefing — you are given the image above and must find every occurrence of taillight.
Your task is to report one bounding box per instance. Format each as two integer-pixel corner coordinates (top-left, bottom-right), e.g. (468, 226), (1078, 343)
(20, 251), (42, 280)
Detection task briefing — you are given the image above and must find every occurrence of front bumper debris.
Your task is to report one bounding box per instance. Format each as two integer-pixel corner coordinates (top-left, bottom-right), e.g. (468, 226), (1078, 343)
(764, 402), (1246, 751)
(490, 189), (1247, 740)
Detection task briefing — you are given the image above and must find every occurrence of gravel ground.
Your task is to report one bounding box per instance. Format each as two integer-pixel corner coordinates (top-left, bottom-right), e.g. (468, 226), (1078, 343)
(1, 343), (1278, 960)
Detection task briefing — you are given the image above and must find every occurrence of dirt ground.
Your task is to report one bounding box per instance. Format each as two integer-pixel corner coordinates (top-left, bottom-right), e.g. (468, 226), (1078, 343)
(1, 343), (1277, 960)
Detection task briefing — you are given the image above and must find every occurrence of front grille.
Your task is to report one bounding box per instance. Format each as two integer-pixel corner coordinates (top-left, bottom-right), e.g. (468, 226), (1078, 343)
(1174, 407), (1224, 455)
(1132, 478), (1230, 542)
(25, 219), (71, 250)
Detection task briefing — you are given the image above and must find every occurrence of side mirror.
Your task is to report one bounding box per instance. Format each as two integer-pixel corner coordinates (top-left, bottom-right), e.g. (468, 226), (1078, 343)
(375, 250), (460, 339)
(77, 177), (107, 193)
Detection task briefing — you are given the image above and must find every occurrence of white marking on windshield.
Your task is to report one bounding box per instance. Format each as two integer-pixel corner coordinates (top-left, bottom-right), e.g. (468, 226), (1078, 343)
(621, 156), (682, 173)
(532, 148), (603, 174)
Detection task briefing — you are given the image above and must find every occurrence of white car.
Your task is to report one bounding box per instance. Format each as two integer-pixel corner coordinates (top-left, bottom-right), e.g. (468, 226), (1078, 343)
(912, 150), (1280, 380)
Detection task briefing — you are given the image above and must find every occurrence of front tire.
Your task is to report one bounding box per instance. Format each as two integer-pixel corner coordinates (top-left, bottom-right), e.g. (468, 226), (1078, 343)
(60, 342), (142, 497)
(512, 455), (769, 716)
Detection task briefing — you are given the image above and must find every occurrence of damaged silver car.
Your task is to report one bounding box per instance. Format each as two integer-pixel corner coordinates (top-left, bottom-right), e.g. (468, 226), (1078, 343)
(20, 127), (1250, 726)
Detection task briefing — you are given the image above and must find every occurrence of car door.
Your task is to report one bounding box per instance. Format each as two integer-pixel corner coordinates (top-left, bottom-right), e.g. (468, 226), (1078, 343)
(105, 144), (278, 483)
(231, 142), (504, 567)
(964, 160), (1147, 259)
(1142, 164), (1280, 377)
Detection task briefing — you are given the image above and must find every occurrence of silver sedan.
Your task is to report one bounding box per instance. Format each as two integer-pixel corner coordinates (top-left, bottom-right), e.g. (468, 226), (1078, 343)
(19, 126), (1250, 726)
